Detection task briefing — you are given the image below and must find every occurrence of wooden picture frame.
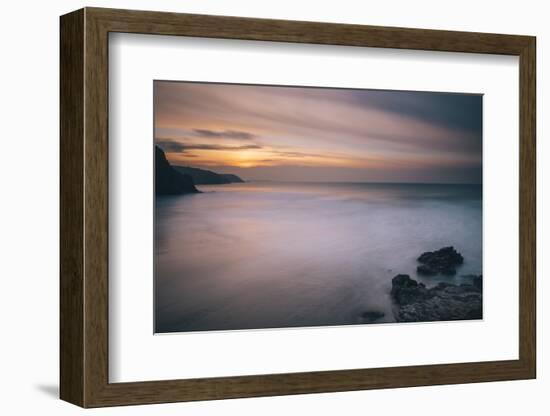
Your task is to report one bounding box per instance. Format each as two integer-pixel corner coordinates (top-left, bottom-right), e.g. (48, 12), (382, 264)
(60, 7), (536, 408)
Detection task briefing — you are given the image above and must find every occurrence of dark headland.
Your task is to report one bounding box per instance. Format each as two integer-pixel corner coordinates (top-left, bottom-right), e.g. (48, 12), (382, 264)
(155, 146), (244, 195)
(174, 166), (244, 185)
(155, 146), (199, 195)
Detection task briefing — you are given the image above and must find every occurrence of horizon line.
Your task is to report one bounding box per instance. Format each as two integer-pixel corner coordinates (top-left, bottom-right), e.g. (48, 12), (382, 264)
(206, 179), (483, 186)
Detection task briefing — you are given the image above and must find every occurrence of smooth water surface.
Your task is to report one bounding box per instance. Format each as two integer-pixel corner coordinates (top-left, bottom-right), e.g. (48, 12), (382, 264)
(155, 182), (482, 333)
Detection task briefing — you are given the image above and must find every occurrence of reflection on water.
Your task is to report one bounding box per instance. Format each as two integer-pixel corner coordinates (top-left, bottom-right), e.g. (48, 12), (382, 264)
(155, 182), (482, 333)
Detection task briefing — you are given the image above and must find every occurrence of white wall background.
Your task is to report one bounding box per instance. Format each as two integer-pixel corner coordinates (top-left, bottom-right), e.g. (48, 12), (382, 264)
(0, 0), (545, 414)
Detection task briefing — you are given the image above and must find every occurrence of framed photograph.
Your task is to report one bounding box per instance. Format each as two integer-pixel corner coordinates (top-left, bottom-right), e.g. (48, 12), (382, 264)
(60, 7), (536, 408)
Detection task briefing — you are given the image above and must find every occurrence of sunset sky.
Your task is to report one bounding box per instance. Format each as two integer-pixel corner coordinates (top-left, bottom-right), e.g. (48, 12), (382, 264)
(154, 81), (482, 183)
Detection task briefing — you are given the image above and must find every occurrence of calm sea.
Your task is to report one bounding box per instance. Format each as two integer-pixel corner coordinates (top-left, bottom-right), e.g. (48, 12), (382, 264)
(155, 182), (482, 333)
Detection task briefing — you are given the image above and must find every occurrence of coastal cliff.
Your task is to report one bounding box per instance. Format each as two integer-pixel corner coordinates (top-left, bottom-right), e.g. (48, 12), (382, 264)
(174, 166), (244, 185)
(155, 146), (199, 195)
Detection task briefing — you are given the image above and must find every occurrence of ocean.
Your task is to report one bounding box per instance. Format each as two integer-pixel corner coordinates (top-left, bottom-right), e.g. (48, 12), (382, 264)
(155, 182), (482, 333)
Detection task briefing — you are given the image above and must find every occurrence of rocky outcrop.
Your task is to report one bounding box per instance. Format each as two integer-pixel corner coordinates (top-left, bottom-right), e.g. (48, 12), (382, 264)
(416, 246), (464, 276)
(391, 274), (482, 322)
(155, 146), (199, 195)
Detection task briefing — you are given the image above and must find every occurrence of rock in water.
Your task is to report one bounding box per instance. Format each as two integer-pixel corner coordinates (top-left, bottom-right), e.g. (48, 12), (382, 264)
(462, 274), (483, 291)
(155, 146), (199, 195)
(390, 274), (428, 305)
(416, 246), (464, 276)
(391, 274), (482, 322)
(361, 310), (385, 323)
(471, 275), (482, 291)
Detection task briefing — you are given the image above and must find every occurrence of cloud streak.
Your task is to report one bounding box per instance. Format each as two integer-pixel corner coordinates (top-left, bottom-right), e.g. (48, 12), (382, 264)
(154, 81), (482, 183)
(157, 138), (262, 152)
(193, 129), (257, 140)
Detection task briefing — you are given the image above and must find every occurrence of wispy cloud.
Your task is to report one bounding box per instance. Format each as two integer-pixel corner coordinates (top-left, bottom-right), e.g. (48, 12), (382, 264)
(183, 143), (262, 151)
(157, 138), (262, 152)
(154, 81), (482, 183)
(193, 129), (257, 140)
(271, 150), (328, 159)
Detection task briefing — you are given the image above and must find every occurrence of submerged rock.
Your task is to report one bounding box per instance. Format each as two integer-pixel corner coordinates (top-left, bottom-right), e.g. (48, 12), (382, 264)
(462, 274), (483, 291)
(391, 274), (482, 322)
(361, 310), (385, 323)
(416, 246), (464, 276)
(390, 274), (428, 305)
